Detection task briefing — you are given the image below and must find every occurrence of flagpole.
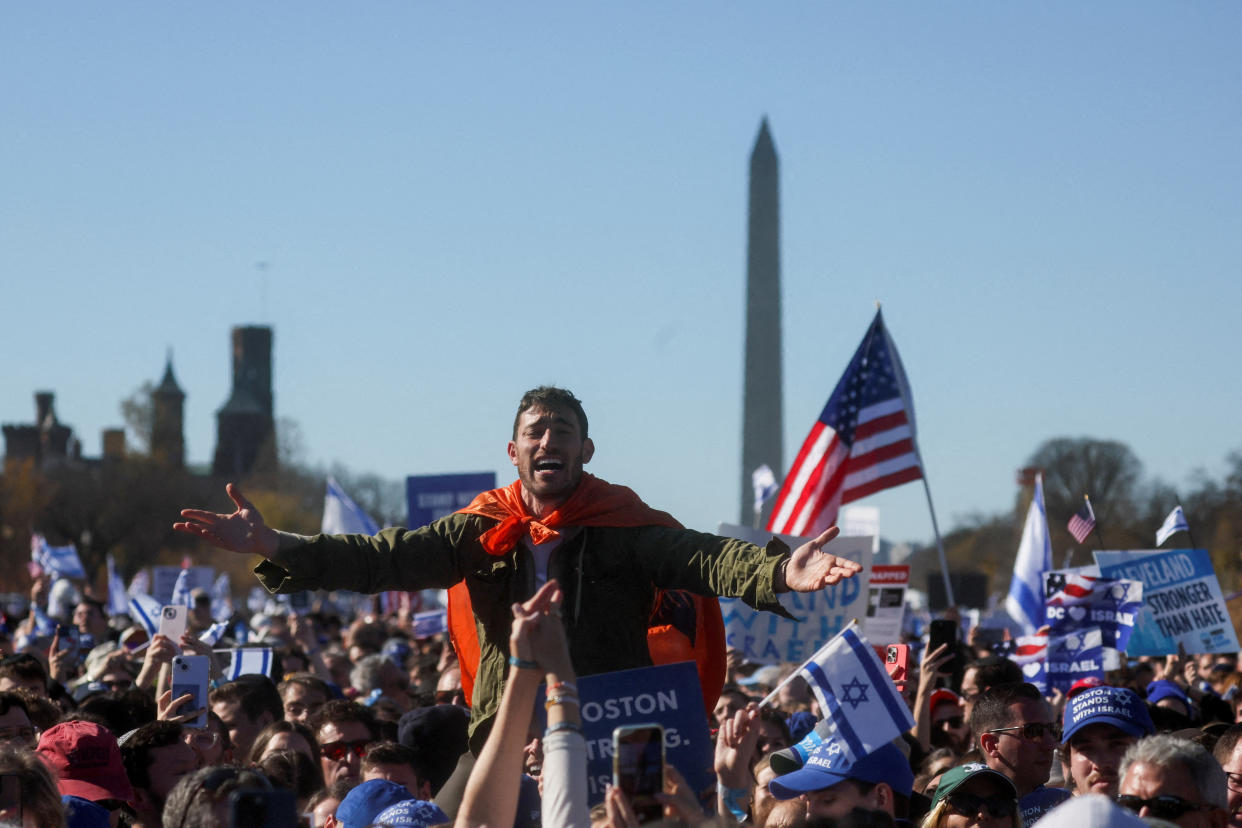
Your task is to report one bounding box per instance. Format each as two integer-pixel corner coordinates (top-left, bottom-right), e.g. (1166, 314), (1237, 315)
(876, 301), (955, 608)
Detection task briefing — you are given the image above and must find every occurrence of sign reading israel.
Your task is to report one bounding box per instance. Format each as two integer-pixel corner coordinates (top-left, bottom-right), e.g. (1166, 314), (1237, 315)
(716, 524), (872, 665)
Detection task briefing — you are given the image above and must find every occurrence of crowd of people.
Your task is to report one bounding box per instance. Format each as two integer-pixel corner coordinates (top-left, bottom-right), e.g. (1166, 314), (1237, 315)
(2, 385), (1241, 827)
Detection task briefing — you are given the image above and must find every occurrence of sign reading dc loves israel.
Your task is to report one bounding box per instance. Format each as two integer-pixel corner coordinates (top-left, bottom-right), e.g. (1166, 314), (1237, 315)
(532, 661), (712, 807)
(1096, 549), (1239, 656)
(717, 524), (872, 666)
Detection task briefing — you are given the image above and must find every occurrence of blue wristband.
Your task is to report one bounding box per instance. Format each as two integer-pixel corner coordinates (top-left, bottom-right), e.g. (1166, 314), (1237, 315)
(508, 656), (539, 670)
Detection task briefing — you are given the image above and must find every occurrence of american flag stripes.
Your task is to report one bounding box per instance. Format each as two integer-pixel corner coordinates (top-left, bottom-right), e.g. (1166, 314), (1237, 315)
(767, 309), (922, 537)
(1067, 496), (1097, 544)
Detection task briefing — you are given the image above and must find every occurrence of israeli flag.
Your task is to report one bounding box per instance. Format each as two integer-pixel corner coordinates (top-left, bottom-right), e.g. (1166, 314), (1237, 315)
(1005, 474), (1052, 634)
(170, 569), (192, 608)
(322, 477), (380, 535)
(752, 465), (779, 514)
(31, 534), (86, 580)
(106, 555), (129, 617)
(128, 593), (162, 637)
(412, 609), (448, 639)
(128, 569), (150, 598)
(771, 623), (914, 763)
(30, 605), (56, 638)
(211, 573), (233, 623)
(1156, 506), (1190, 547)
(219, 648), (274, 680)
(199, 621), (229, 646)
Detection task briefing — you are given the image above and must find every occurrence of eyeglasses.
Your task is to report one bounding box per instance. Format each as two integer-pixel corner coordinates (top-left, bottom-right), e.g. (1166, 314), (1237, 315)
(935, 716), (965, 729)
(1227, 771), (1242, 792)
(183, 729), (221, 751)
(946, 792), (1017, 819)
(987, 721), (1061, 742)
(320, 739), (370, 761)
(1117, 794), (1215, 821)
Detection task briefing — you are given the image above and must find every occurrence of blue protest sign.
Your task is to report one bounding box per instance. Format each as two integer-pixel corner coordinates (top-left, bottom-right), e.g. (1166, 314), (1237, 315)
(1044, 628), (1105, 692)
(1096, 549), (1240, 656)
(406, 473), (497, 527)
(1043, 570), (1141, 651)
(541, 661), (712, 806)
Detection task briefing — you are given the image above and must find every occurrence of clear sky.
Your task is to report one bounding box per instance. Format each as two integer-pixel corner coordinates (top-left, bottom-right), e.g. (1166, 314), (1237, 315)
(3, 3), (1239, 545)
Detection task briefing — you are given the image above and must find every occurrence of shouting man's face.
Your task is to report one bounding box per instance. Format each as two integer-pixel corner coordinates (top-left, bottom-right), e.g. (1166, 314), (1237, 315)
(509, 406), (594, 516)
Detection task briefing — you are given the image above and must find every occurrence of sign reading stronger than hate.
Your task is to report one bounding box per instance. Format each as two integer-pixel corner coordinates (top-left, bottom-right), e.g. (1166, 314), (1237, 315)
(1095, 549), (1240, 655)
(716, 523), (872, 665)
(405, 472), (497, 527)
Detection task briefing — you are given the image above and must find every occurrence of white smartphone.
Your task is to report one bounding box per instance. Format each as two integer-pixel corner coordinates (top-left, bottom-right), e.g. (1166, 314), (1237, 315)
(159, 605), (188, 651)
(170, 655), (210, 729)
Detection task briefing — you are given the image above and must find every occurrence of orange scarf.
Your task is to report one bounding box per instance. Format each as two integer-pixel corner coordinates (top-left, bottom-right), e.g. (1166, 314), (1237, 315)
(446, 474), (724, 709)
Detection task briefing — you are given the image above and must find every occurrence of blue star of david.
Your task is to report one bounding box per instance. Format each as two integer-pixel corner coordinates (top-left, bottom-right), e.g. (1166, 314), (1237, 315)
(840, 677), (870, 709)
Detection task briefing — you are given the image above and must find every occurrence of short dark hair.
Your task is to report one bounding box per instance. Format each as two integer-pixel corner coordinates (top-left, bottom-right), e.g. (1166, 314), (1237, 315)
(309, 699), (378, 741)
(969, 682), (1046, 744)
(0, 654), (47, 689)
(964, 656), (1023, 693)
(362, 740), (420, 777)
(1213, 723), (1242, 766)
(122, 720), (183, 791)
(76, 598), (107, 619)
(0, 691), (30, 719)
(247, 719), (320, 765)
(513, 386), (588, 440)
(209, 675), (284, 725)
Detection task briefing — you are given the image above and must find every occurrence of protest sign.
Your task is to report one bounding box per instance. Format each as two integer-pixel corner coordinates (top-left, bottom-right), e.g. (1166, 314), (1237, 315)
(1043, 570), (1141, 651)
(405, 472), (496, 527)
(716, 523), (871, 665)
(995, 634), (1048, 694)
(1044, 627), (1105, 692)
(541, 661), (712, 806)
(864, 565), (908, 645)
(1096, 549), (1240, 655)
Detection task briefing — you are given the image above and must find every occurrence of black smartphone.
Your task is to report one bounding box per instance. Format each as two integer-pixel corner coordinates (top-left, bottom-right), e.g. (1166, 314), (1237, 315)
(228, 787), (297, 828)
(0, 774), (21, 824)
(928, 619), (960, 675)
(612, 724), (665, 823)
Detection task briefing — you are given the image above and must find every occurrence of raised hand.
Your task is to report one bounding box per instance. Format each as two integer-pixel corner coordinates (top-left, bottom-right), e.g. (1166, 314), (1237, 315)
(783, 526), (861, 592)
(173, 483), (279, 558)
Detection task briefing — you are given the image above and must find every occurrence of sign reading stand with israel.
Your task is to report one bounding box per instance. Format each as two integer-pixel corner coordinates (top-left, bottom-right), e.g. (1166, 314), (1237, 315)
(716, 523), (871, 665)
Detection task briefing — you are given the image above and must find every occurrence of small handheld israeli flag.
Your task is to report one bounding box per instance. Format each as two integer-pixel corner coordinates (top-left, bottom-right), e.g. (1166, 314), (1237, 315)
(218, 648), (274, 680)
(128, 593), (162, 637)
(752, 465), (779, 514)
(106, 555), (129, 617)
(211, 573), (233, 623)
(199, 621), (229, 646)
(170, 569), (192, 608)
(322, 477), (380, 535)
(764, 622), (914, 763)
(31, 534), (86, 580)
(1156, 506), (1190, 547)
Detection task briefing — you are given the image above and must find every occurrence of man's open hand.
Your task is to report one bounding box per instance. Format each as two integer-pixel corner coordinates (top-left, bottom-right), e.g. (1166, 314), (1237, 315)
(783, 526), (861, 592)
(173, 483), (279, 558)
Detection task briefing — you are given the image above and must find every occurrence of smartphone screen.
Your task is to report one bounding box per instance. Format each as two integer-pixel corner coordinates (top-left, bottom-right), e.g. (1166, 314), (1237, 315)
(612, 724), (664, 822)
(928, 619), (960, 675)
(0, 774), (21, 824)
(158, 605), (188, 648)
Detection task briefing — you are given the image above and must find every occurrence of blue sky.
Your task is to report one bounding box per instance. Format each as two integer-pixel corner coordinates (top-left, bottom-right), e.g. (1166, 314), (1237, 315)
(3, 3), (1239, 544)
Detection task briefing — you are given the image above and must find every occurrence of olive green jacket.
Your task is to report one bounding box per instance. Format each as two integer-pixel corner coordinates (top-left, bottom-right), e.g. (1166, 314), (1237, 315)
(254, 512), (793, 751)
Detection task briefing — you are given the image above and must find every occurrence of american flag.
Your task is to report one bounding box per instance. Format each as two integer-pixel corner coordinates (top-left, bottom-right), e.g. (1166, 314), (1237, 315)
(767, 309), (922, 537)
(1067, 496), (1096, 544)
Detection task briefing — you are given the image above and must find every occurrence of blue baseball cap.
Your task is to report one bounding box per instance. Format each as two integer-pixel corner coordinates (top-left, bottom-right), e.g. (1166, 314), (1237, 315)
(1062, 686), (1155, 742)
(769, 740), (913, 801)
(1146, 680), (1191, 712)
(372, 798), (449, 828)
(335, 779), (415, 828)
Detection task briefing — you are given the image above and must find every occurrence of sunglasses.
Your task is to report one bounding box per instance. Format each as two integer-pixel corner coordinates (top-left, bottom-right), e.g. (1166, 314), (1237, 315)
(946, 792), (1017, 819)
(935, 716), (965, 729)
(1117, 794), (1215, 821)
(987, 721), (1062, 742)
(320, 739), (370, 761)
(183, 729), (220, 751)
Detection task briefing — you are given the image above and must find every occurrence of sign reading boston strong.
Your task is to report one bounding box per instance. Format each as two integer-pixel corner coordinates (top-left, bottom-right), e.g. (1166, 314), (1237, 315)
(1096, 548), (1240, 655)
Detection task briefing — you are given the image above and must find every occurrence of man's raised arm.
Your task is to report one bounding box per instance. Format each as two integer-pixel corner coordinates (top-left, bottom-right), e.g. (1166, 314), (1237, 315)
(173, 483), (280, 559)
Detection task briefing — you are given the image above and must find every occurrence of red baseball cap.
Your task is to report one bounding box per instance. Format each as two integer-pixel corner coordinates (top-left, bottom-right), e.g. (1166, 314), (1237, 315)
(1067, 676), (1106, 699)
(36, 720), (135, 803)
(929, 688), (962, 713)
